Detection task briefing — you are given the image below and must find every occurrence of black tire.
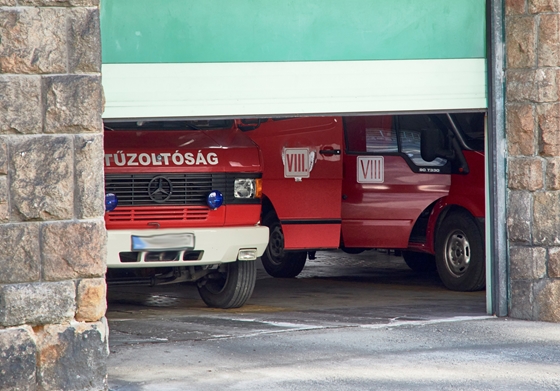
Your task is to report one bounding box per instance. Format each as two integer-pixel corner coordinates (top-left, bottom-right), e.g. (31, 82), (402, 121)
(261, 211), (307, 278)
(402, 251), (437, 272)
(197, 261), (256, 309)
(435, 211), (485, 292)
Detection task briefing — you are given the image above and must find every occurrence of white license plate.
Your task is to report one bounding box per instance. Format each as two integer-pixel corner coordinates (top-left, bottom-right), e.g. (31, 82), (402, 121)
(131, 233), (195, 251)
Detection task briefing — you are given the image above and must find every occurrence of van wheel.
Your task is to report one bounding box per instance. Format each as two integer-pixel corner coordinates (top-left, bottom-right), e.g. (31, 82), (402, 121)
(435, 211), (485, 291)
(197, 261), (256, 308)
(261, 212), (307, 278)
(402, 251), (437, 272)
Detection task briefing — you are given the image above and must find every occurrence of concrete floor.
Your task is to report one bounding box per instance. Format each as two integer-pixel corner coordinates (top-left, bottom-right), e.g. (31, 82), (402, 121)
(105, 251), (560, 390)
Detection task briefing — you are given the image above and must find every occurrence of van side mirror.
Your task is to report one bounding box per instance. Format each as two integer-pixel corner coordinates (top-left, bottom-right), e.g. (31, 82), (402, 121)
(421, 128), (454, 162)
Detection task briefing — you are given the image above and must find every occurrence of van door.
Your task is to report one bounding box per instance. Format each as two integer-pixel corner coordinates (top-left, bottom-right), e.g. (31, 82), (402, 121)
(245, 117), (343, 250)
(341, 114), (450, 249)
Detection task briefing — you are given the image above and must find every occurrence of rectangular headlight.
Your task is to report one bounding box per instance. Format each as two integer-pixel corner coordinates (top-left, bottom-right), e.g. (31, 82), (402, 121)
(234, 178), (256, 198)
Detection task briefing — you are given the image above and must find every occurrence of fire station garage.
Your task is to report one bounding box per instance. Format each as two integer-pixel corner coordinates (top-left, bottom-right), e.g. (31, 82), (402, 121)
(7, 0), (560, 389)
(100, 0), (506, 320)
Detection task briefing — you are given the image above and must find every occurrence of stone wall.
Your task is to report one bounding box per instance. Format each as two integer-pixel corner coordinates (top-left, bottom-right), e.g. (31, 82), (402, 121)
(0, 1), (108, 390)
(506, 0), (560, 321)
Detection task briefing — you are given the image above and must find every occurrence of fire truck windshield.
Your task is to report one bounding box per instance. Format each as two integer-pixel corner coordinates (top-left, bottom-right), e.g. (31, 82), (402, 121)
(104, 120), (235, 131)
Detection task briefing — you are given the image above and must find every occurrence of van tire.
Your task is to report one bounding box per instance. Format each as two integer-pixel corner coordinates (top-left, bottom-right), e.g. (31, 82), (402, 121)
(402, 251), (437, 272)
(197, 261), (256, 308)
(261, 211), (307, 278)
(435, 211), (485, 292)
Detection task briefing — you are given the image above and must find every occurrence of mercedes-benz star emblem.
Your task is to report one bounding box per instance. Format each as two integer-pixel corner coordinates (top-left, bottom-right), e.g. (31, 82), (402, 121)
(148, 176), (173, 203)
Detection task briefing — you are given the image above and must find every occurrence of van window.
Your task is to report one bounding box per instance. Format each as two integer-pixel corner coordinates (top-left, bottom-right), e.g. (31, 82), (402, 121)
(397, 115), (447, 167)
(344, 116), (397, 154)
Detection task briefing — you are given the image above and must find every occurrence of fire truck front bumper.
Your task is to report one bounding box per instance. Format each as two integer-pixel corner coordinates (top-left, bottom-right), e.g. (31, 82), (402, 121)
(106, 226), (269, 268)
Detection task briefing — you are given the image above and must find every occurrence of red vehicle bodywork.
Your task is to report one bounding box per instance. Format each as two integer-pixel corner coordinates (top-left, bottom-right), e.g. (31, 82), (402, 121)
(104, 128), (262, 230)
(245, 113), (486, 291)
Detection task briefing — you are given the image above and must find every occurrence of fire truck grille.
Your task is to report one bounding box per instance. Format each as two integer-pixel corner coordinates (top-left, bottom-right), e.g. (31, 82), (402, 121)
(105, 206), (209, 222)
(105, 173), (225, 206)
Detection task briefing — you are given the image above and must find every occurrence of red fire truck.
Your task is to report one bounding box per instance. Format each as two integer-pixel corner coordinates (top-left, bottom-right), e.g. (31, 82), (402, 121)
(103, 120), (269, 308)
(244, 113), (486, 292)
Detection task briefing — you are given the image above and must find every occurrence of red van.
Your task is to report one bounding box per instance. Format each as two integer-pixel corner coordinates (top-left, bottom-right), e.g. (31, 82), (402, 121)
(244, 113), (486, 292)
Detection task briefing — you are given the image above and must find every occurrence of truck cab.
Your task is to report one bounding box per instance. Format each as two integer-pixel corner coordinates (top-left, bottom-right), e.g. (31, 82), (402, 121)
(244, 113), (486, 292)
(103, 120), (269, 308)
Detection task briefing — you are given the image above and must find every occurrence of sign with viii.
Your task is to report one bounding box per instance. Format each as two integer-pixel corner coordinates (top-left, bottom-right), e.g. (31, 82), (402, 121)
(357, 156), (384, 183)
(283, 148), (315, 179)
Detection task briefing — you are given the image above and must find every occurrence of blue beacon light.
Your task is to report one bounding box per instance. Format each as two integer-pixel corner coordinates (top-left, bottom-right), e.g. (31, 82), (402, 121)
(105, 193), (118, 212)
(206, 190), (224, 209)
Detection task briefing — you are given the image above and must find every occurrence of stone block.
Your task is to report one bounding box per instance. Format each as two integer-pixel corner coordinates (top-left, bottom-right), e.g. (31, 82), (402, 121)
(0, 223), (41, 284)
(507, 157), (544, 190)
(529, 0), (560, 12)
(536, 68), (559, 102)
(549, 247), (560, 277)
(506, 16), (536, 68)
(507, 191), (533, 243)
(534, 279), (560, 322)
(533, 191), (560, 245)
(0, 137), (7, 174)
(0, 281), (75, 327)
(41, 220), (106, 280)
(75, 134), (105, 219)
(506, 0), (527, 15)
(76, 278), (106, 322)
(0, 326), (37, 391)
(546, 157), (560, 189)
(537, 103), (560, 156)
(0, 7), (66, 74)
(18, 0), (99, 5)
(538, 14), (560, 66)
(68, 7), (101, 73)
(0, 176), (7, 223)
(509, 246), (547, 280)
(506, 69), (538, 102)
(44, 75), (103, 134)
(506, 104), (536, 155)
(9, 135), (74, 222)
(0, 76), (42, 135)
(509, 279), (534, 319)
(36, 321), (108, 391)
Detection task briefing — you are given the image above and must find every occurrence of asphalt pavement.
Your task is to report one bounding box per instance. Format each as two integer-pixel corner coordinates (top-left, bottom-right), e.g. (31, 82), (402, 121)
(106, 250), (560, 390)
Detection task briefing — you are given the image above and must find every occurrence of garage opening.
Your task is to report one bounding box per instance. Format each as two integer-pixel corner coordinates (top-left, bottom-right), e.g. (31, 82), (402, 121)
(100, 0), (494, 324)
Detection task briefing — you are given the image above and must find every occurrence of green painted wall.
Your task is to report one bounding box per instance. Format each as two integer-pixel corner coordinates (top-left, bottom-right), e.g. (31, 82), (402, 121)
(101, 0), (486, 64)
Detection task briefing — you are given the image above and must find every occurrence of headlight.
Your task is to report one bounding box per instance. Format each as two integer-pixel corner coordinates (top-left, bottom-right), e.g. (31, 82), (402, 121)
(234, 179), (256, 198)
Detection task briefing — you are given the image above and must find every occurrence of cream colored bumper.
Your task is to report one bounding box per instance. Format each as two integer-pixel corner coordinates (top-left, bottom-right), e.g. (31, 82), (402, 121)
(106, 226), (269, 268)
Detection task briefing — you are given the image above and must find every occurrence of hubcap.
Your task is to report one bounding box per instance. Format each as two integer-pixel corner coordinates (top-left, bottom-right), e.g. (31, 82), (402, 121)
(444, 229), (471, 277)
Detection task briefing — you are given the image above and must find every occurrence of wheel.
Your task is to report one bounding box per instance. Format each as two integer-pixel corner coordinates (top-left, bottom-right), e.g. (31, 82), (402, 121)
(197, 261), (256, 308)
(261, 211), (307, 278)
(402, 251), (437, 272)
(435, 211), (485, 291)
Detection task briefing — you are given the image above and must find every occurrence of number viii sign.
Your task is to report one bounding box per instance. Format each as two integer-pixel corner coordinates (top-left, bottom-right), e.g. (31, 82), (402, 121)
(283, 148), (311, 179)
(357, 156), (384, 183)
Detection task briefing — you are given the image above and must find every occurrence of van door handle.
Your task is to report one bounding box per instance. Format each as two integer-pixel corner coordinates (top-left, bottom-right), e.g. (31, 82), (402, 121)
(319, 149), (341, 156)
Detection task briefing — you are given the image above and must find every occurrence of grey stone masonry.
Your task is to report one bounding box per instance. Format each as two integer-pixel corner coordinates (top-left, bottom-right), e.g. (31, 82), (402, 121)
(506, 0), (560, 322)
(0, 1), (107, 390)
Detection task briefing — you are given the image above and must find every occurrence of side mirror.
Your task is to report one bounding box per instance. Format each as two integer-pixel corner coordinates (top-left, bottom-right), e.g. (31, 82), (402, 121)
(421, 128), (454, 162)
